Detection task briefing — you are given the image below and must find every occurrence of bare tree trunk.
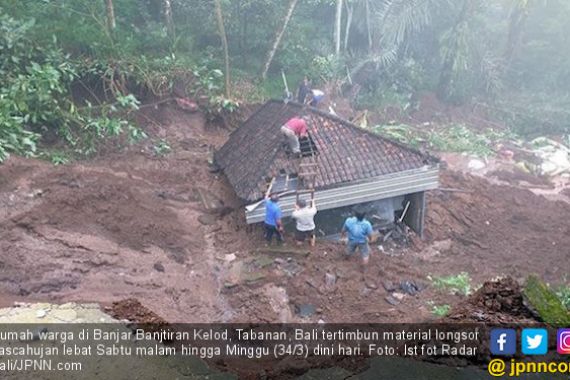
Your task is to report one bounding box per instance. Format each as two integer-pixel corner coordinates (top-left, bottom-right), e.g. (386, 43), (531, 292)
(334, 0), (343, 55)
(437, 0), (473, 100)
(163, 0), (175, 38)
(261, 0), (299, 80)
(214, 0), (231, 97)
(242, 7), (249, 67)
(343, 1), (354, 52)
(504, 1), (530, 67)
(105, 0), (116, 33)
(365, 0), (372, 53)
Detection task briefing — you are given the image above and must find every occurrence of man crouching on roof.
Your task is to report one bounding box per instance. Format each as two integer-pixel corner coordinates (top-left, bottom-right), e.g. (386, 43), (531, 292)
(281, 116), (308, 156)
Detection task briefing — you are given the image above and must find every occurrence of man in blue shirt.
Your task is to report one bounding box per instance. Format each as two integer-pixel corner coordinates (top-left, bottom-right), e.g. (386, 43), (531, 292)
(341, 210), (373, 267)
(264, 194), (284, 245)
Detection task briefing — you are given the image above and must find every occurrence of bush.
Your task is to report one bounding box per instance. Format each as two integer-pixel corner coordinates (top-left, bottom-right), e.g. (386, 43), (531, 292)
(0, 15), (146, 161)
(430, 272), (472, 296)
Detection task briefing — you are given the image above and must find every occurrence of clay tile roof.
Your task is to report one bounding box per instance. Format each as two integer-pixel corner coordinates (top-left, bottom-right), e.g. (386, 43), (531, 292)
(215, 100), (439, 202)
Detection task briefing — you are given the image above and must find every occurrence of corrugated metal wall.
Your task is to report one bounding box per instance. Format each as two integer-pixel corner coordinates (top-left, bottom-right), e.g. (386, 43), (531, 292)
(245, 166), (439, 224)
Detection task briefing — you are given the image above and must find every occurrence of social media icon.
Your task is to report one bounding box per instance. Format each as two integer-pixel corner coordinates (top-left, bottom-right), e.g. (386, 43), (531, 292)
(521, 329), (548, 355)
(557, 329), (570, 354)
(490, 329), (516, 355)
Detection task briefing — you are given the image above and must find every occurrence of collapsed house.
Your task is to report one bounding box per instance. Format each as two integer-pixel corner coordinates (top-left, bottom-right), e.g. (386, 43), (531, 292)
(215, 100), (440, 237)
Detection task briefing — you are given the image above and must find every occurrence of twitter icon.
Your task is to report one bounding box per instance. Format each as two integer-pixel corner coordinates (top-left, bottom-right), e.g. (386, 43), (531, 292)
(522, 328), (548, 355)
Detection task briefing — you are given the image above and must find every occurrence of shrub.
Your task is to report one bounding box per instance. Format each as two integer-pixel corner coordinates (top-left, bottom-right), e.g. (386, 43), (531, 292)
(0, 15), (146, 161)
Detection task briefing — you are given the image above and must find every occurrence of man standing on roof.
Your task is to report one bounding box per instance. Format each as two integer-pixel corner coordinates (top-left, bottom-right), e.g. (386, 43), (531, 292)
(341, 209), (373, 268)
(297, 76), (311, 104)
(281, 116), (308, 155)
(291, 199), (317, 247)
(264, 193), (284, 245)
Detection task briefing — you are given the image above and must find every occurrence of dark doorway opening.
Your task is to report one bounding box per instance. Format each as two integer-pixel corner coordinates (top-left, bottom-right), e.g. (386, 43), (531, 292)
(299, 134), (318, 157)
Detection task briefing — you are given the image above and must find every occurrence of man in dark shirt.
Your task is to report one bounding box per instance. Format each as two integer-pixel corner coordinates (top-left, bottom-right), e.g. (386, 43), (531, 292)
(297, 76), (311, 104)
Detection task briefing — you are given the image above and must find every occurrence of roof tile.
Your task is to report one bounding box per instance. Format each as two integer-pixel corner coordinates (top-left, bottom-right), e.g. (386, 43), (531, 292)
(215, 100), (439, 202)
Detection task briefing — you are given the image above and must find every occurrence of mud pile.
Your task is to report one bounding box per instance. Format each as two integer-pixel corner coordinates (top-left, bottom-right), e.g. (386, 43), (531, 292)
(425, 170), (570, 287)
(445, 277), (536, 324)
(108, 298), (168, 324)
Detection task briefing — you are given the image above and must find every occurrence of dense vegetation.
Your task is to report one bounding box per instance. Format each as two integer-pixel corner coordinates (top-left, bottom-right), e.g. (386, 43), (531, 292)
(1, 0), (569, 161)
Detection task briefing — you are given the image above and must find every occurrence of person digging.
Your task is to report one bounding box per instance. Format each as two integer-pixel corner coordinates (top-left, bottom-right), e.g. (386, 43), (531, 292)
(340, 209), (373, 269)
(291, 199), (317, 247)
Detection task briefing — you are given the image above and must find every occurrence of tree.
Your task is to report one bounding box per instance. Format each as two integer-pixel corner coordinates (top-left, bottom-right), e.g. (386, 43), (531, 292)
(261, 0), (299, 80)
(163, 0), (175, 38)
(343, 0), (354, 52)
(436, 0), (476, 100)
(350, 0), (448, 78)
(104, 0), (115, 34)
(334, 0), (343, 55)
(214, 0), (231, 97)
(364, 0), (372, 53)
(504, 0), (531, 66)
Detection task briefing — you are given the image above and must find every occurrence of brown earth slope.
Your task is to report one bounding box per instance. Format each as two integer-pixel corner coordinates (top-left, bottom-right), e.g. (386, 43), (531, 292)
(0, 104), (569, 323)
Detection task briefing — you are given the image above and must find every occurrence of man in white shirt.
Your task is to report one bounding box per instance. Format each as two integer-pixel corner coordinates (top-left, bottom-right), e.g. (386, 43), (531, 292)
(291, 199), (317, 246)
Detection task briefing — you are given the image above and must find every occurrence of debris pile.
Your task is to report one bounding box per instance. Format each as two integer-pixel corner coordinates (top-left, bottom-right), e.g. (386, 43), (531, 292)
(444, 277), (536, 324)
(108, 299), (168, 325)
(379, 222), (412, 246)
(383, 279), (427, 306)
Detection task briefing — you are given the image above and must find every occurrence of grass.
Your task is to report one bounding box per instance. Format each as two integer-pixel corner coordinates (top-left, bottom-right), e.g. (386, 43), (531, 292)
(372, 123), (509, 157)
(555, 285), (570, 310)
(430, 304), (451, 317)
(153, 139), (171, 156)
(40, 151), (70, 166)
(430, 272), (472, 296)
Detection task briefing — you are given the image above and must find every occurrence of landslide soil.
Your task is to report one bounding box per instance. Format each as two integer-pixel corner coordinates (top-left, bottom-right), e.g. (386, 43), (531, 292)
(0, 103), (569, 323)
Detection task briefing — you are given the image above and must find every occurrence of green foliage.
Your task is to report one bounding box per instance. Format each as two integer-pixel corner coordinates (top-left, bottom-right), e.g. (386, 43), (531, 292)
(355, 89), (413, 112)
(430, 272), (472, 296)
(372, 123), (508, 157)
(555, 284), (570, 310)
(45, 151), (70, 165)
(426, 124), (495, 156)
(1, 0), (569, 147)
(495, 94), (570, 137)
(153, 139), (172, 157)
(0, 14), (144, 162)
(373, 124), (424, 147)
(192, 67), (225, 98)
(523, 276), (570, 326)
(308, 55), (344, 82)
(430, 303), (451, 317)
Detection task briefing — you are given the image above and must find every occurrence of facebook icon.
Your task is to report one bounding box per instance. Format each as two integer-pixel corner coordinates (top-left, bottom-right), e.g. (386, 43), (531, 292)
(490, 329), (517, 355)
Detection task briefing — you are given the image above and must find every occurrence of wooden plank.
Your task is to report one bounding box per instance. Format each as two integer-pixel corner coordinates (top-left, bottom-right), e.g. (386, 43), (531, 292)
(265, 177), (276, 198)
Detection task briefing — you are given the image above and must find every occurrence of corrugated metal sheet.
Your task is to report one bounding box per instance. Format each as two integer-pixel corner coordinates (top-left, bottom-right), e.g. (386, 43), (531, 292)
(245, 166), (439, 224)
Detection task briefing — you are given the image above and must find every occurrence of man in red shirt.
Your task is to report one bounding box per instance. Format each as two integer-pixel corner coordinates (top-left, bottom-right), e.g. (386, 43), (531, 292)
(281, 117), (308, 155)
